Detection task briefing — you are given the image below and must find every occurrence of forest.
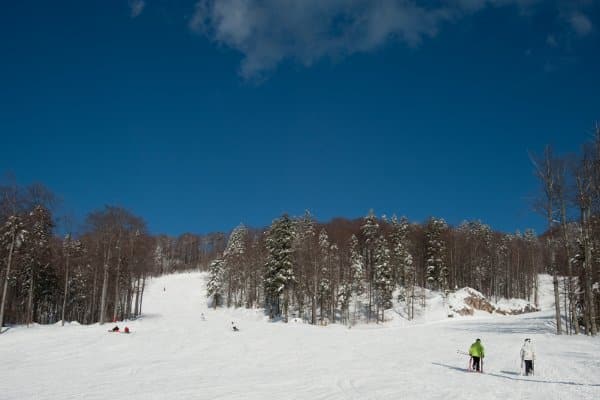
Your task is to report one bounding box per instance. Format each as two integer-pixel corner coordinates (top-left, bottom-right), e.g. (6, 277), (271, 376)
(1, 128), (599, 336)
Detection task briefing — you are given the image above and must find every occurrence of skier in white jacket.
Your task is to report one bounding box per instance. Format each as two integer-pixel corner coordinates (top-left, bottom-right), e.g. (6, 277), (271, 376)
(520, 338), (535, 376)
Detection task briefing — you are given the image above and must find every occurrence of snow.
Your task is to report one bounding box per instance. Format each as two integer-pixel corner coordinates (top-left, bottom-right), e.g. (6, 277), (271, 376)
(1, 272), (599, 399)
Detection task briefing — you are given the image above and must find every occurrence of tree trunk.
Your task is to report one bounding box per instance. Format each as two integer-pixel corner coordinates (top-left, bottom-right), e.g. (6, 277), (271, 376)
(99, 247), (111, 324)
(0, 226), (17, 333)
(583, 209), (598, 335)
(139, 274), (147, 315)
(125, 273), (132, 319)
(283, 289), (289, 323)
(553, 271), (562, 335)
(560, 198), (574, 334)
(61, 253), (70, 326)
(112, 245), (122, 322)
(27, 274), (34, 327)
(89, 264), (98, 324)
(134, 275), (141, 317)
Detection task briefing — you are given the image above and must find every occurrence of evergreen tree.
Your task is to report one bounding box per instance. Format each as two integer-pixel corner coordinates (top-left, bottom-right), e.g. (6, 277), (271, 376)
(361, 209), (380, 322)
(61, 234), (84, 326)
(294, 210), (317, 323)
(349, 235), (364, 296)
(373, 235), (393, 322)
(22, 206), (54, 326)
(318, 229), (332, 321)
(264, 214), (295, 321)
(0, 215), (27, 331)
(223, 224), (248, 307)
(426, 217), (448, 292)
(348, 234), (364, 324)
(207, 258), (225, 309)
(389, 215), (412, 287)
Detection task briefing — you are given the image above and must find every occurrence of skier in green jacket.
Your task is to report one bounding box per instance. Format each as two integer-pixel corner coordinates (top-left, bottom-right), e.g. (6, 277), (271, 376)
(469, 338), (485, 372)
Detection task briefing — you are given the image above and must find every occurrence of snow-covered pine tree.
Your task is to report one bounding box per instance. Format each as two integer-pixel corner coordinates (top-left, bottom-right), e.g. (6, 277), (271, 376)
(523, 229), (538, 305)
(61, 234), (84, 326)
(389, 215), (413, 288)
(495, 234), (510, 301)
(389, 216), (415, 319)
(348, 234), (364, 324)
(361, 209), (380, 322)
(349, 235), (364, 295)
(329, 242), (340, 323)
(293, 210), (317, 323)
(373, 235), (393, 322)
(0, 215), (27, 332)
(318, 229), (332, 322)
(223, 224), (248, 307)
(264, 214), (295, 321)
(23, 205), (54, 326)
(425, 217), (448, 292)
(207, 258), (225, 309)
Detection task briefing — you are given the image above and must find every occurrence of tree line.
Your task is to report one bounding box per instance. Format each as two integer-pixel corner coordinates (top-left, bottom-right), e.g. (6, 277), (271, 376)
(0, 181), (224, 332)
(207, 212), (544, 326)
(205, 126), (599, 336)
(2, 126), (598, 336)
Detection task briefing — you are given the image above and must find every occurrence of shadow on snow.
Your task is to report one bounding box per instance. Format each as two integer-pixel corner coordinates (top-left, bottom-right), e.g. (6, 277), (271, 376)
(432, 363), (600, 387)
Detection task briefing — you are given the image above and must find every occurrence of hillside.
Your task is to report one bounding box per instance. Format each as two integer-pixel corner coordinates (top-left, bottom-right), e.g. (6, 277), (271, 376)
(0, 272), (598, 399)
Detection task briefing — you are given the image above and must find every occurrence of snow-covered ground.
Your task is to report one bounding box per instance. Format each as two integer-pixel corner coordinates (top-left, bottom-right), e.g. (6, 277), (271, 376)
(1, 272), (599, 399)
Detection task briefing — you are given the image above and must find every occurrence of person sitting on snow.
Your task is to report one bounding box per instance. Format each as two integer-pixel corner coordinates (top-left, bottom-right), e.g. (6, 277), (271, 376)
(231, 321), (239, 332)
(111, 326), (120, 332)
(469, 338), (485, 372)
(520, 338), (535, 376)
(123, 326), (130, 334)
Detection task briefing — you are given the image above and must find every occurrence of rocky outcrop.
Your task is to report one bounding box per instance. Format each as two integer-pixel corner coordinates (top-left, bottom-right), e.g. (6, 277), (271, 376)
(448, 288), (538, 316)
(463, 289), (495, 313)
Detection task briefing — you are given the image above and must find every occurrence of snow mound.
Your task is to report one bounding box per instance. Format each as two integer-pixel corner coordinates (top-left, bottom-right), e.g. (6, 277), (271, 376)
(448, 288), (494, 315)
(53, 320), (81, 326)
(494, 298), (538, 315)
(446, 287), (537, 316)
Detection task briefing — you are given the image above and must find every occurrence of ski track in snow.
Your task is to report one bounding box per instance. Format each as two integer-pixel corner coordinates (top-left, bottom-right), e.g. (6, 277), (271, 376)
(1, 272), (599, 399)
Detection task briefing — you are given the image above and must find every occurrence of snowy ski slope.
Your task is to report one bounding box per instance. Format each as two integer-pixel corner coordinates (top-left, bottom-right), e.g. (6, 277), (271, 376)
(1, 272), (599, 399)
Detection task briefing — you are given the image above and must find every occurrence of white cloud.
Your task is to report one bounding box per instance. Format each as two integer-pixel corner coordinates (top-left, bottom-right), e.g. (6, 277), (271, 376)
(569, 12), (593, 36)
(129, 0), (146, 18)
(189, 0), (593, 78)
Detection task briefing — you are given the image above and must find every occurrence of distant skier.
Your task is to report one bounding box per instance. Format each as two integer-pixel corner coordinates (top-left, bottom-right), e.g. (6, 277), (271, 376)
(520, 338), (535, 376)
(123, 326), (130, 334)
(200, 313), (206, 321)
(110, 326), (120, 332)
(231, 321), (239, 332)
(469, 338), (485, 372)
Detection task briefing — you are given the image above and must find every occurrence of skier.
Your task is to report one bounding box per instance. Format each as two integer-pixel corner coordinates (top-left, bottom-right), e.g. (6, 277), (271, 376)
(200, 313), (206, 321)
(520, 338), (535, 376)
(469, 338), (485, 372)
(123, 326), (130, 334)
(110, 325), (120, 332)
(231, 321), (239, 332)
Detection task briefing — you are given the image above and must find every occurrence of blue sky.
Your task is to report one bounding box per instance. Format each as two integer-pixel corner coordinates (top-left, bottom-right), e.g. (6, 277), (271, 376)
(1, 0), (599, 235)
